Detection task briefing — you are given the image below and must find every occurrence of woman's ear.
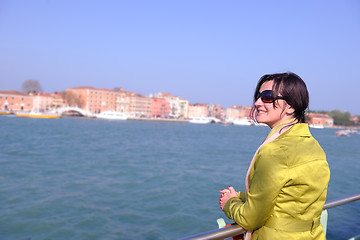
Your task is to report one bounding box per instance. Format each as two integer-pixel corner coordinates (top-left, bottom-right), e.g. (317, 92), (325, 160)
(286, 105), (295, 115)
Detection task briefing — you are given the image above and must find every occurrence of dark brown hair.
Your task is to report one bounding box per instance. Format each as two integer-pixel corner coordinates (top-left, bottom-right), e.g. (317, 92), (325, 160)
(250, 72), (309, 123)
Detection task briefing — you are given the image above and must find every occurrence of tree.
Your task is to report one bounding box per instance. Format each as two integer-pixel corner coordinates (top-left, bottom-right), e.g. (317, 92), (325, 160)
(22, 79), (43, 94)
(329, 110), (354, 126)
(64, 91), (84, 108)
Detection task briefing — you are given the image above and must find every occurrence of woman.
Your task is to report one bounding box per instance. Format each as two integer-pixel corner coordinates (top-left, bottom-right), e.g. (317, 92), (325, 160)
(219, 72), (330, 240)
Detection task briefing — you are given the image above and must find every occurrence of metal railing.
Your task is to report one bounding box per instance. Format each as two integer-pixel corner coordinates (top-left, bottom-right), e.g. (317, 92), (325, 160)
(180, 193), (360, 240)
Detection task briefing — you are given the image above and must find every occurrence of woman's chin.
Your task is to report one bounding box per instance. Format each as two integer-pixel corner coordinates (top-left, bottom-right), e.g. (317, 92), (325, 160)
(255, 116), (265, 123)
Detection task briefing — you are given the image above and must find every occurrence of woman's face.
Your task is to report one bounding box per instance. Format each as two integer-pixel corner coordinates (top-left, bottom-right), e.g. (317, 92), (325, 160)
(254, 80), (294, 128)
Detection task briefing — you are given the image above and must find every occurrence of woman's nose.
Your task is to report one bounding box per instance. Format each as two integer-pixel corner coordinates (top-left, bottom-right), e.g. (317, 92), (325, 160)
(254, 97), (263, 107)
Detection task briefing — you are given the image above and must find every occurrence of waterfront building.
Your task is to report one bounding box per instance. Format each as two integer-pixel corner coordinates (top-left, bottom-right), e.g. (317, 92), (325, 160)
(52, 92), (66, 108)
(178, 98), (189, 119)
(350, 115), (359, 125)
(129, 92), (151, 118)
(66, 87), (117, 114)
(208, 104), (225, 121)
(225, 106), (251, 123)
(150, 97), (170, 118)
(188, 103), (209, 119)
(32, 93), (54, 112)
(115, 89), (131, 114)
(154, 92), (189, 119)
(307, 113), (334, 128)
(0, 90), (34, 112)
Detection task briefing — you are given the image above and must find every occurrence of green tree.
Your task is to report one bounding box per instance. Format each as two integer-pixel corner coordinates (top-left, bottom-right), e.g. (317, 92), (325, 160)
(329, 110), (353, 126)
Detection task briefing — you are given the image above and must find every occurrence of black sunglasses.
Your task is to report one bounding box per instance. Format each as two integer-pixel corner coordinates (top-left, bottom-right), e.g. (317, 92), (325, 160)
(256, 90), (286, 103)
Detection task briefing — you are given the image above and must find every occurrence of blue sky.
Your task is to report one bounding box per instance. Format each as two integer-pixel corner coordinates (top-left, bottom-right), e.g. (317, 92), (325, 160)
(1, 0), (359, 114)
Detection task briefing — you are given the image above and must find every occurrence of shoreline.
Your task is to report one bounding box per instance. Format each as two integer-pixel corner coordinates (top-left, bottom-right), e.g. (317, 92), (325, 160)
(2, 112), (360, 129)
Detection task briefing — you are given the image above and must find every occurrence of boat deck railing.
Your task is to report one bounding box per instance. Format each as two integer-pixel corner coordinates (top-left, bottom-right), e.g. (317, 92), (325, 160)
(180, 193), (360, 240)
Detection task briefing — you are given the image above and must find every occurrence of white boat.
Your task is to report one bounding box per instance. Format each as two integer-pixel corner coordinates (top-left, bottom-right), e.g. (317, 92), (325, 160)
(94, 111), (128, 120)
(233, 118), (253, 126)
(0, 110), (11, 115)
(189, 117), (212, 124)
(336, 130), (349, 137)
(16, 111), (61, 119)
(309, 124), (325, 129)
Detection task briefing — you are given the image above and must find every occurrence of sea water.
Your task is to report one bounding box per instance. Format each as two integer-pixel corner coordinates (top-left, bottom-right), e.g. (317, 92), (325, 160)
(0, 116), (359, 240)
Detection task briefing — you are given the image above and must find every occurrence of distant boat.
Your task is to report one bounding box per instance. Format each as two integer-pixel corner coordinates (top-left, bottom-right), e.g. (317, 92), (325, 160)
(336, 130), (349, 137)
(0, 110), (11, 115)
(16, 111), (61, 119)
(189, 117), (212, 124)
(309, 124), (325, 129)
(254, 122), (267, 127)
(348, 129), (359, 134)
(335, 129), (359, 136)
(233, 118), (253, 126)
(94, 111), (128, 120)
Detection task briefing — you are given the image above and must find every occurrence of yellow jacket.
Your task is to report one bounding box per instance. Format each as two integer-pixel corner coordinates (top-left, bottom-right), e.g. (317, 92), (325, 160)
(223, 123), (330, 240)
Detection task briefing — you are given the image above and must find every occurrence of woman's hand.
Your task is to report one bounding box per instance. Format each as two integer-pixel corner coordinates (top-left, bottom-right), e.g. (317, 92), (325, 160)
(219, 186), (238, 210)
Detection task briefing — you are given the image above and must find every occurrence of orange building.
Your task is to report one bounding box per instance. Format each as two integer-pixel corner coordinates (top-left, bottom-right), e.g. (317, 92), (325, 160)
(150, 97), (170, 118)
(0, 90), (34, 112)
(308, 113), (334, 127)
(66, 87), (117, 114)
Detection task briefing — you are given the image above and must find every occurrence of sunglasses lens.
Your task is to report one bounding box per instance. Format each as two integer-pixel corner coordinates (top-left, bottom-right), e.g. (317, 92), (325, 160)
(257, 90), (274, 103)
(261, 95), (273, 103)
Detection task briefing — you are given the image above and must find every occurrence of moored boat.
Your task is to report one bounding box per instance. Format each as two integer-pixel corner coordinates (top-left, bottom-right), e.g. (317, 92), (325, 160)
(232, 118), (253, 126)
(0, 110), (11, 115)
(94, 110), (128, 120)
(189, 117), (212, 124)
(16, 111), (61, 119)
(309, 124), (325, 129)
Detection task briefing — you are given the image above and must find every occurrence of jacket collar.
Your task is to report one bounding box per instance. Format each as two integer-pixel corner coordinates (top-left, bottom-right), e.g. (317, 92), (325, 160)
(280, 123), (312, 138)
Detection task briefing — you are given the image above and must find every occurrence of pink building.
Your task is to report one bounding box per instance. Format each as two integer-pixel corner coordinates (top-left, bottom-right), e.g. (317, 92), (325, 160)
(150, 97), (170, 118)
(226, 106), (251, 122)
(188, 104), (209, 119)
(0, 90), (34, 112)
(115, 90), (131, 114)
(155, 92), (189, 119)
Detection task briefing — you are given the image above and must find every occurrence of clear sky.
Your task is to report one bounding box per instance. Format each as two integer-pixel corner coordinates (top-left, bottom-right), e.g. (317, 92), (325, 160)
(1, 0), (359, 114)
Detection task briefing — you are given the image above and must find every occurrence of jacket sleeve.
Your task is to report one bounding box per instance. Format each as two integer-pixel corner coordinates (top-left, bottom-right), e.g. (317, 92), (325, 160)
(223, 144), (288, 230)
